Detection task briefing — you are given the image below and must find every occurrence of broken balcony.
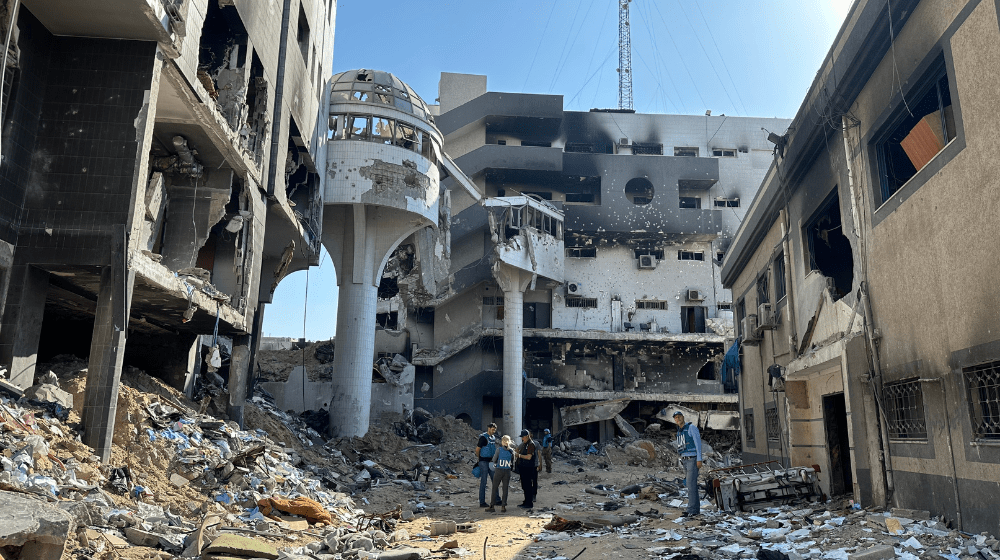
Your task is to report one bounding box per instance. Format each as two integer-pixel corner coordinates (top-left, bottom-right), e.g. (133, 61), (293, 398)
(484, 196), (565, 284)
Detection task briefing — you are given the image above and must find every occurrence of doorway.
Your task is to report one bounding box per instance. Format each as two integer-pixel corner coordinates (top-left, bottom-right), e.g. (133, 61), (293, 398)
(822, 393), (853, 496)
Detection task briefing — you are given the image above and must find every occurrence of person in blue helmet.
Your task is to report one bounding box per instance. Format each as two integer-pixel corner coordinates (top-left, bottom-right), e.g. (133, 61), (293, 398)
(673, 411), (703, 517)
(475, 422), (497, 507)
(540, 428), (554, 474)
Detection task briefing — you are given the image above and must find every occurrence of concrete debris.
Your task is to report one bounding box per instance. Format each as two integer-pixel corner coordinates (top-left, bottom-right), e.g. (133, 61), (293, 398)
(0, 490), (75, 559)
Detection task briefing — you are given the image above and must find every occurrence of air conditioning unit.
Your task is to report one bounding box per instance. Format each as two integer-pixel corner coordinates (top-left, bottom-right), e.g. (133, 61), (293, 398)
(687, 289), (705, 301)
(638, 255), (658, 269)
(619, 137), (631, 146)
(758, 303), (776, 329)
(741, 314), (761, 343)
(566, 281), (583, 295)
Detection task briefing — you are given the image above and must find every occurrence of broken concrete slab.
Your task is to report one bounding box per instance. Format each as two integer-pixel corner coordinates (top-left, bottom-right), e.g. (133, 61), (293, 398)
(376, 548), (431, 560)
(891, 507), (930, 520)
(847, 544), (895, 560)
(124, 526), (161, 547)
(0, 490), (75, 560)
(202, 534), (279, 559)
(561, 398), (630, 426)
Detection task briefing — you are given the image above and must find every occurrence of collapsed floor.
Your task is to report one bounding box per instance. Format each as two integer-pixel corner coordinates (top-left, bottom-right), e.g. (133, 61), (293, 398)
(0, 356), (995, 560)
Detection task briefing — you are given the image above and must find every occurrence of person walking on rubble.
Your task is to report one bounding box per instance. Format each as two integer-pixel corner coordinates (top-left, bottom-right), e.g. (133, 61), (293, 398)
(540, 428), (554, 474)
(476, 422), (498, 507)
(673, 411), (703, 517)
(516, 429), (538, 509)
(486, 435), (516, 513)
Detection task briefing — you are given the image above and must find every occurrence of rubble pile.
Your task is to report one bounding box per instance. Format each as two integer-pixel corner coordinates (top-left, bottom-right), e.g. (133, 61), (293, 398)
(255, 341), (336, 383)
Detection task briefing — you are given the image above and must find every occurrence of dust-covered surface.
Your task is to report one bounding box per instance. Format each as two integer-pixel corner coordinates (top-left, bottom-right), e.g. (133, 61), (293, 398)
(255, 341), (336, 382)
(0, 355), (993, 560)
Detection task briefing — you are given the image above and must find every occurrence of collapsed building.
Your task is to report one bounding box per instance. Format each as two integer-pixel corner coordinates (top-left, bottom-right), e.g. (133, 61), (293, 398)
(369, 72), (791, 439)
(0, 0), (334, 460)
(721, 0), (1000, 535)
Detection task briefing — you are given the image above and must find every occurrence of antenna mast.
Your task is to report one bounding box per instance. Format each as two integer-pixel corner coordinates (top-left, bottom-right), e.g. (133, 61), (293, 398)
(618, 0), (633, 110)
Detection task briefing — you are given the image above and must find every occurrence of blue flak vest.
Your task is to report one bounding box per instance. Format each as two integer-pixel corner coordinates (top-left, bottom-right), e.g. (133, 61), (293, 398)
(480, 433), (497, 458)
(495, 448), (514, 470)
(678, 422), (698, 456)
(542, 434), (553, 448)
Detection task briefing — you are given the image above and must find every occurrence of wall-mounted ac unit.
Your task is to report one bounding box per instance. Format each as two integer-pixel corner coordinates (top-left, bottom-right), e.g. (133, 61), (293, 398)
(758, 303), (776, 329)
(566, 281), (583, 295)
(619, 137), (631, 146)
(741, 315), (761, 343)
(687, 289), (705, 301)
(638, 255), (658, 269)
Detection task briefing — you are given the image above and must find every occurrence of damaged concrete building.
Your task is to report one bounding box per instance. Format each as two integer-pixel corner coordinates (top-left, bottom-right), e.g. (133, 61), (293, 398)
(0, 0), (334, 460)
(721, 0), (1000, 534)
(375, 72), (790, 439)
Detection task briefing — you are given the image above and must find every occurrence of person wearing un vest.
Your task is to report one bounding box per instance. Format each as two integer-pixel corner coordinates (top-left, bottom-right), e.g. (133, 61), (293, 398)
(540, 428), (554, 474)
(475, 423), (497, 507)
(672, 411), (704, 517)
(516, 429), (538, 509)
(486, 435), (516, 513)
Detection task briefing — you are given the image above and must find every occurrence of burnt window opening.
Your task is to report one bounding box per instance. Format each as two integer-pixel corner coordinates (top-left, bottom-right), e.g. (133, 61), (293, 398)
(774, 252), (787, 301)
(565, 142), (594, 153)
(375, 311), (398, 330)
(377, 276), (398, 299)
(413, 307), (434, 324)
(566, 296), (598, 309)
(521, 191), (553, 200)
(964, 360), (1000, 441)
(496, 139), (506, 145)
(566, 246), (596, 258)
(716, 251), (725, 264)
(697, 361), (716, 381)
(625, 177), (655, 205)
(712, 148), (737, 157)
(634, 248), (664, 260)
(756, 271), (770, 306)
(804, 191), (854, 301)
(563, 176), (601, 204)
(679, 196), (701, 209)
(678, 250), (704, 261)
(735, 298), (746, 338)
(243, 52), (269, 166)
(674, 146), (699, 157)
(744, 409), (756, 446)
(198, 0), (249, 105)
(632, 142), (663, 155)
(297, 2), (310, 65)
(713, 198), (740, 208)
(681, 306), (707, 333)
(874, 55), (955, 205)
(884, 378), (928, 440)
(521, 140), (552, 148)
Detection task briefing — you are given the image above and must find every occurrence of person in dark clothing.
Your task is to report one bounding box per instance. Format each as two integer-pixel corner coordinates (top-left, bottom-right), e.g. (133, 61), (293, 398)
(486, 435), (516, 513)
(475, 423), (497, 507)
(516, 429), (538, 508)
(673, 411), (703, 517)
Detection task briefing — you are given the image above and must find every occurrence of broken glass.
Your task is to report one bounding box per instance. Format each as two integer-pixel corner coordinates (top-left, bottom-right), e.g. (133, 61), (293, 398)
(352, 90), (371, 102)
(372, 117), (393, 144)
(394, 97), (412, 112)
(394, 123), (417, 150)
(349, 116), (370, 140)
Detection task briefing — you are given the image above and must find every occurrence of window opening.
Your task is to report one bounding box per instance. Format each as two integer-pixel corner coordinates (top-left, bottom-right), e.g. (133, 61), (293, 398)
(965, 360), (1000, 441)
(634, 248), (664, 260)
(736, 298), (746, 338)
(679, 196), (701, 209)
(713, 198), (740, 208)
(765, 406), (780, 441)
(297, 2), (310, 64)
(566, 246), (596, 258)
(712, 148), (737, 157)
(756, 271), (770, 305)
(803, 191), (854, 300)
(678, 250), (704, 261)
(674, 146), (699, 157)
(697, 361), (716, 380)
(632, 142), (663, 155)
(566, 296), (598, 309)
(496, 139), (506, 145)
(372, 117), (393, 144)
(716, 251), (725, 264)
(565, 142), (594, 153)
(624, 177), (655, 205)
(681, 306), (706, 333)
(774, 252), (787, 301)
(717, 302), (732, 311)
(874, 56), (955, 204)
(348, 116), (371, 140)
(394, 122), (417, 150)
(375, 311), (398, 330)
(636, 300), (667, 310)
(521, 140), (552, 147)
(884, 378), (928, 440)
(744, 410), (756, 446)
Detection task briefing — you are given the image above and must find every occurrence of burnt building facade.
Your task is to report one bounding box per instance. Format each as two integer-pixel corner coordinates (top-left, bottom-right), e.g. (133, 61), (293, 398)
(722, 0), (1000, 533)
(0, 0), (334, 460)
(383, 72), (789, 439)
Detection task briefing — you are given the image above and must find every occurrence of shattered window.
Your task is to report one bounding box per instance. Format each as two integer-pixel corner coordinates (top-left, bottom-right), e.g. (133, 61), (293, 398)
(632, 143), (663, 155)
(565, 247), (596, 258)
(681, 306), (706, 333)
(349, 116), (370, 140)
(965, 360), (1000, 441)
(744, 410), (756, 447)
(874, 55), (955, 205)
(756, 272), (770, 305)
(736, 298), (746, 338)
(625, 178), (655, 205)
(774, 253), (786, 301)
(713, 198), (740, 208)
(352, 90), (371, 102)
(803, 191), (854, 301)
(328, 115), (343, 140)
(674, 146), (699, 157)
(677, 251), (704, 261)
(713, 148), (737, 157)
(884, 378), (928, 440)
(394, 123), (417, 150)
(372, 117), (393, 144)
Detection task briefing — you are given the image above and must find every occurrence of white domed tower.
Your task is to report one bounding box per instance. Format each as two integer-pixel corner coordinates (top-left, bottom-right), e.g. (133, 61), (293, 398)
(324, 69), (449, 437)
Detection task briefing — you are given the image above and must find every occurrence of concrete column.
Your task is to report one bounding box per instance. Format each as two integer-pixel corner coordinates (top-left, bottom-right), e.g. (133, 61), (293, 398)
(5, 266), (49, 388)
(330, 276), (378, 436)
(495, 263), (531, 438)
(81, 234), (135, 462)
(227, 333), (252, 426)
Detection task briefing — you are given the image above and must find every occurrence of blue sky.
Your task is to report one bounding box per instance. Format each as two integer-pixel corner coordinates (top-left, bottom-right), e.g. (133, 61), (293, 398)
(262, 0), (852, 340)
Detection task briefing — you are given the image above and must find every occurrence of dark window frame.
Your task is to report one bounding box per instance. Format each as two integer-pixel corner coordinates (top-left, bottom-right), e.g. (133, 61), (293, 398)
(566, 296), (598, 309)
(566, 246), (597, 258)
(678, 250), (704, 261)
(965, 360), (1000, 441)
(744, 409), (756, 447)
(884, 378), (929, 441)
(765, 405), (780, 442)
(774, 252), (787, 302)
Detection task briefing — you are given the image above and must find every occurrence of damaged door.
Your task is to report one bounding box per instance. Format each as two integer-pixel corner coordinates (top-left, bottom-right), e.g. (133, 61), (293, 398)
(823, 393), (853, 496)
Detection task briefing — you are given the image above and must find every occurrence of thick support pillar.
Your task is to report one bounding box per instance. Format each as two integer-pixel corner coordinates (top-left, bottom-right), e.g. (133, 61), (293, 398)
(330, 278), (378, 436)
(227, 333), (253, 426)
(82, 237), (134, 462)
(4, 266), (49, 388)
(495, 263), (531, 439)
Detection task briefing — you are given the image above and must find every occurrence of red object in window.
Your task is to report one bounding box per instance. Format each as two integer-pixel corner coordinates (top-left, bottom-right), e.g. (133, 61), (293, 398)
(900, 110), (945, 171)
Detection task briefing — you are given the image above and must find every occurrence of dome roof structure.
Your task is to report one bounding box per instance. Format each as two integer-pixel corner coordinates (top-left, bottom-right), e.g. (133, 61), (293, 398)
(330, 69), (432, 121)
